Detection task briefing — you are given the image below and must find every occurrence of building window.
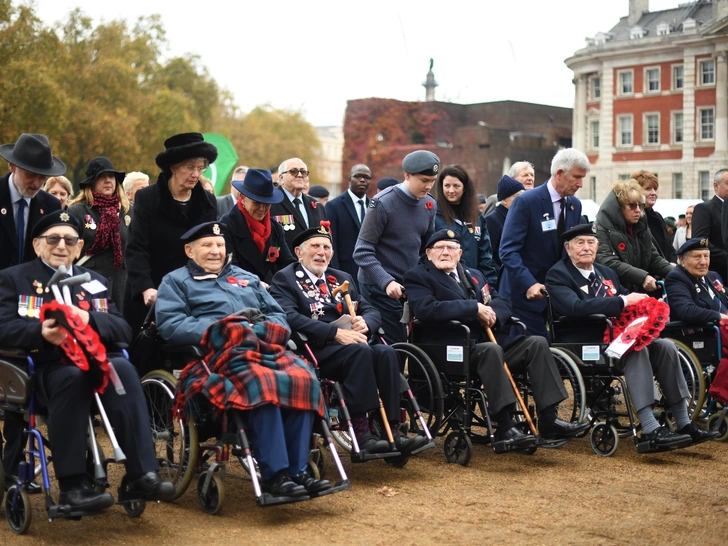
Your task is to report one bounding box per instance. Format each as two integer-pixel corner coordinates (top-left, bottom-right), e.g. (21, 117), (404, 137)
(617, 115), (633, 146)
(618, 70), (633, 95)
(672, 112), (683, 143)
(644, 114), (659, 145)
(590, 121), (600, 149)
(618, 174), (631, 181)
(590, 177), (597, 199)
(645, 68), (660, 92)
(590, 76), (601, 100)
(672, 173), (683, 198)
(699, 107), (715, 141)
(700, 59), (715, 85)
(699, 171), (711, 200)
(672, 65), (684, 89)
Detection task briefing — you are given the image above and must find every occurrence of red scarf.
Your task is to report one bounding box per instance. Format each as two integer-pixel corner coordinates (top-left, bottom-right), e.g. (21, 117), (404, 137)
(238, 199), (271, 253)
(83, 192), (122, 270)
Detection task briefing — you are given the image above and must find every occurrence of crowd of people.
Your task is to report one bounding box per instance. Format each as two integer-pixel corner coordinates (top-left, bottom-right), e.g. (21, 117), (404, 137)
(0, 130), (724, 519)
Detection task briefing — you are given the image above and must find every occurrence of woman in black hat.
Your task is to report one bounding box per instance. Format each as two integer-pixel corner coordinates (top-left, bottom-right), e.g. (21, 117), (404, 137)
(221, 168), (295, 286)
(67, 157), (131, 309)
(123, 132), (218, 333)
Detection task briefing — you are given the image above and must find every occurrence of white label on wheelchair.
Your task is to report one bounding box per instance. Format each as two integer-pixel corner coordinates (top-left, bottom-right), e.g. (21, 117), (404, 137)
(693, 341), (705, 349)
(581, 345), (601, 361)
(446, 345), (464, 362)
(173, 369), (181, 379)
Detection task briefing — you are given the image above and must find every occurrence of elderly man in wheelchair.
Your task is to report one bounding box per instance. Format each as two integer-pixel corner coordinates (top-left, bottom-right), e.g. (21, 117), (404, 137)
(155, 221), (332, 498)
(0, 210), (174, 514)
(402, 229), (589, 450)
(545, 224), (718, 451)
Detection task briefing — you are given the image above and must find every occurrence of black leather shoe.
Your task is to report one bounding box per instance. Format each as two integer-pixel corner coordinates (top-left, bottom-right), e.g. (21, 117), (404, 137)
(539, 419), (590, 440)
(263, 471), (307, 497)
(394, 433), (428, 455)
(291, 471), (331, 494)
(127, 472), (176, 502)
(357, 433), (390, 454)
(4, 475), (41, 494)
(639, 426), (691, 448)
(677, 423), (720, 445)
(495, 426), (538, 446)
(58, 488), (114, 511)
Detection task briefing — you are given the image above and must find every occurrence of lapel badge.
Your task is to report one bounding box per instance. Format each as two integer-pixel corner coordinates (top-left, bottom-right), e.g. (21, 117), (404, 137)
(296, 270), (304, 278)
(0, 208), (6, 215)
(125, 215), (131, 226)
(40, 209), (44, 215)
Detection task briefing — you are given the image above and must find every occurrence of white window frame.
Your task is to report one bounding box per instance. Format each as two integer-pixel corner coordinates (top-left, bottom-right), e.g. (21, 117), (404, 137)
(643, 113), (660, 145)
(698, 107), (715, 141)
(671, 111), (684, 144)
(699, 59), (715, 86)
(589, 76), (601, 101)
(672, 173), (683, 199)
(589, 120), (600, 150)
(672, 64), (684, 90)
(617, 69), (634, 96)
(699, 171), (711, 200)
(644, 67), (660, 93)
(617, 114), (633, 147)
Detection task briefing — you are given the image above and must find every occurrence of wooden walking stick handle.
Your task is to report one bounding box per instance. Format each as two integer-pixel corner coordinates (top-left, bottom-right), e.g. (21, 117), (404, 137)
(485, 326), (539, 436)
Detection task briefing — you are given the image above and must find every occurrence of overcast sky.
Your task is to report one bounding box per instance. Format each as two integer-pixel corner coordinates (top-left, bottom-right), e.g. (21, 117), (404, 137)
(30, 0), (683, 126)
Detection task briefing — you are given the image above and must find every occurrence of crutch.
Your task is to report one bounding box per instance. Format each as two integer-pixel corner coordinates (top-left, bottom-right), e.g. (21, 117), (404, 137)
(485, 326), (539, 436)
(331, 280), (397, 450)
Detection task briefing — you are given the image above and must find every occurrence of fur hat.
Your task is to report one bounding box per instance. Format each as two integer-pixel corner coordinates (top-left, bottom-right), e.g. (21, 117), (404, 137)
(155, 133), (218, 172)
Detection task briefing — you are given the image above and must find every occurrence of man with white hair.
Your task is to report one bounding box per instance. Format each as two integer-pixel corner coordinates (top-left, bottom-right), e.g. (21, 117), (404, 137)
(499, 149), (589, 337)
(122, 171), (149, 204)
(508, 161), (535, 190)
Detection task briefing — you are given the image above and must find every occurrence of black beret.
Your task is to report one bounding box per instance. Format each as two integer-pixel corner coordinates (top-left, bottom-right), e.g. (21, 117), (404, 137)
(308, 185), (329, 198)
(402, 150), (440, 176)
(562, 222), (597, 242)
(291, 222), (332, 248)
(426, 228), (461, 249)
(31, 210), (83, 240)
(180, 221), (227, 244)
(677, 237), (710, 255)
(376, 177), (399, 190)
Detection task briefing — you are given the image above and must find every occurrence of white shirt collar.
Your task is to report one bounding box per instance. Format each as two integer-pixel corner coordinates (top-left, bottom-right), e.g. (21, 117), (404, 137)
(546, 179), (562, 204)
(282, 186), (301, 202)
(301, 264), (324, 284)
(347, 188), (365, 204)
(574, 264), (595, 280)
(7, 174), (29, 205)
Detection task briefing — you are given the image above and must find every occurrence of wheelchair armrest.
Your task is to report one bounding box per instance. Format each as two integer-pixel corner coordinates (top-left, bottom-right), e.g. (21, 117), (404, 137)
(0, 348), (27, 359)
(162, 344), (205, 358)
(665, 319), (720, 328)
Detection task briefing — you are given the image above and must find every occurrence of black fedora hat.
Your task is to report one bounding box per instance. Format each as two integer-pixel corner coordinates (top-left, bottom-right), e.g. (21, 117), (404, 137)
(155, 132), (218, 172)
(0, 133), (66, 176)
(79, 156), (125, 188)
(232, 169), (283, 205)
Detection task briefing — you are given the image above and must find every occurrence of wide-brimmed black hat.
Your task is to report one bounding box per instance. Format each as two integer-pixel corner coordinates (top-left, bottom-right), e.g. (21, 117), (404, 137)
(79, 156), (125, 188)
(0, 133), (66, 176)
(155, 132), (218, 172)
(232, 169), (283, 205)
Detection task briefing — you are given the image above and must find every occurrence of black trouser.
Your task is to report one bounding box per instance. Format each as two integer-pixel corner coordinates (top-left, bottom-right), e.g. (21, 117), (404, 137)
(1, 410), (25, 475)
(312, 343), (401, 422)
(360, 284), (406, 344)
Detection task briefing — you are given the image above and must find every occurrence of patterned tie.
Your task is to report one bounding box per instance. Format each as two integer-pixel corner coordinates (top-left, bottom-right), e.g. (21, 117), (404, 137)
(16, 198), (27, 263)
(557, 197), (567, 238)
(293, 197), (308, 228)
(315, 278), (329, 296)
(588, 272), (605, 298)
(358, 199), (366, 224)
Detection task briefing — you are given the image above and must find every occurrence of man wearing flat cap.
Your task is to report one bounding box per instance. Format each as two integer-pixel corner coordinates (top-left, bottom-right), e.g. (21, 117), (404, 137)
(270, 224), (429, 460)
(545, 224), (718, 450)
(486, 175), (525, 269)
(0, 209), (175, 511)
(307, 185), (330, 205)
(403, 229), (588, 448)
(354, 150), (439, 343)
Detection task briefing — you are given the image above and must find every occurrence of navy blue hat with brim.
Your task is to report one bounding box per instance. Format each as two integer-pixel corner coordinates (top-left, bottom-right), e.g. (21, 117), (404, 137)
(308, 185), (329, 198)
(426, 228), (461, 249)
(80, 156), (125, 188)
(31, 210), (83, 240)
(402, 150), (440, 176)
(497, 175), (525, 202)
(180, 221), (227, 244)
(155, 132), (218, 172)
(376, 177), (399, 190)
(561, 222), (597, 242)
(291, 223), (332, 248)
(677, 237), (711, 255)
(232, 168), (283, 205)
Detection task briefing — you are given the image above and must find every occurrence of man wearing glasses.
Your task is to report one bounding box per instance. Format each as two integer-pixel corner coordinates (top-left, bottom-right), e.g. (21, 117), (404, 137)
(326, 164), (373, 288)
(270, 157), (326, 248)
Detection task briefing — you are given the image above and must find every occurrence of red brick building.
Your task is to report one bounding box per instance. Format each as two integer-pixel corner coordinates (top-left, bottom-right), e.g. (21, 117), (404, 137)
(342, 98), (572, 196)
(566, 0), (728, 201)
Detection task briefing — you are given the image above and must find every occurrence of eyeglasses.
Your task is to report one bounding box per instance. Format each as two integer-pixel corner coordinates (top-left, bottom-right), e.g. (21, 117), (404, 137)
(626, 202), (646, 211)
(352, 174), (372, 181)
(37, 235), (80, 246)
(283, 168), (309, 178)
(178, 163), (206, 174)
(431, 244), (460, 252)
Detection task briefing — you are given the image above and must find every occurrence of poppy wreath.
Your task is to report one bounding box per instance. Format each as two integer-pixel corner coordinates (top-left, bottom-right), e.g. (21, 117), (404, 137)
(40, 300), (111, 393)
(604, 297), (669, 352)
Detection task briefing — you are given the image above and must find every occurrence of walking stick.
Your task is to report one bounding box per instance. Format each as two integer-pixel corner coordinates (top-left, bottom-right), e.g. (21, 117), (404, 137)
(485, 326), (539, 436)
(332, 280), (397, 449)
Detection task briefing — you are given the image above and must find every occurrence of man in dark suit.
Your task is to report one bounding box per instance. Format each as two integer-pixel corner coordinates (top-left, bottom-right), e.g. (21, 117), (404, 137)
(485, 175), (524, 269)
(216, 165), (246, 220)
(545, 224), (717, 450)
(270, 158), (326, 248)
(270, 225), (427, 459)
(499, 148), (589, 337)
(327, 164), (372, 286)
(0, 133), (63, 491)
(0, 210), (174, 511)
(403, 229), (586, 448)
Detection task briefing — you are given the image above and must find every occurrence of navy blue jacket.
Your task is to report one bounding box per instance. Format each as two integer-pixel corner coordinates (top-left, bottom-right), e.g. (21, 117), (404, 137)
(326, 191), (369, 285)
(270, 193), (326, 250)
(434, 210), (497, 287)
(485, 204), (507, 268)
(665, 265), (727, 324)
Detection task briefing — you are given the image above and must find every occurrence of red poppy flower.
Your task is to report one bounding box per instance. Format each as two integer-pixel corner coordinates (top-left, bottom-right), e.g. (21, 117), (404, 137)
(617, 242), (626, 251)
(78, 300), (90, 311)
(336, 303), (343, 313)
(327, 275), (337, 284)
(267, 246), (280, 263)
(471, 276), (479, 285)
(311, 200), (317, 209)
(425, 201), (433, 210)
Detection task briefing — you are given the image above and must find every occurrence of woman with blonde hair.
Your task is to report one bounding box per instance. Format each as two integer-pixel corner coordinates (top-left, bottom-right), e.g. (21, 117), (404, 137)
(67, 157), (131, 308)
(595, 179), (673, 293)
(43, 175), (74, 209)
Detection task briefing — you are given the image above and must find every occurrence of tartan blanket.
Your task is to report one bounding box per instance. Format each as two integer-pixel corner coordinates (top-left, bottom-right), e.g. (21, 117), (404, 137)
(174, 316), (324, 419)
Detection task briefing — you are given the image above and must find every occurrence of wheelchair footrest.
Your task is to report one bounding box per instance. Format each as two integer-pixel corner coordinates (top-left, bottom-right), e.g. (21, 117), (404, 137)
(48, 504), (107, 520)
(256, 492), (310, 507)
(409, 439), (436, 456)
(537, 437), (569, 449)
(350, 450), (401, 463)
(469, 433), (492, 445)
(492, 437), (538, 454)
(308, 480), (351, 498)
(636, 437), (692, 453)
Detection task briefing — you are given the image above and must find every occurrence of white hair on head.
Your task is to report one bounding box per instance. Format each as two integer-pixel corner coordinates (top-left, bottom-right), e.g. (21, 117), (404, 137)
(551, 149), (590, 176)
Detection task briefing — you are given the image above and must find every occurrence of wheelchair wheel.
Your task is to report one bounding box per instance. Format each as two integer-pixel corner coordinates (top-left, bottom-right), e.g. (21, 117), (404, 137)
(118, 475), (147, 517)
(197, 472), (224, 515)
(5, 486), (31, 534)
(392, 342), (444, 435)
(309, 445), (326, 479)
(443, 431), (472, 466)
(589, 423), (618, 457)
(0, 458), (4, 510)
(549, 347), (587, 425)
(707, 412), (728, 442)
(141, 369), (198, 501)
(663, 339), (706, 420)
